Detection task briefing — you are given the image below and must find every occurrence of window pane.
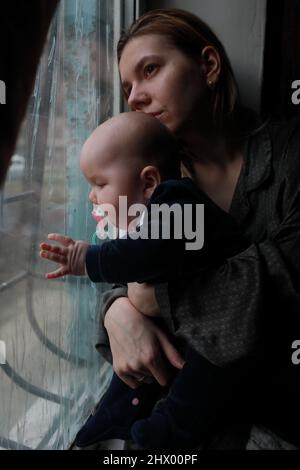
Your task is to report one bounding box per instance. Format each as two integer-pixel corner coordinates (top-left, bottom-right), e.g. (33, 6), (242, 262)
(0, 0), (124, 449)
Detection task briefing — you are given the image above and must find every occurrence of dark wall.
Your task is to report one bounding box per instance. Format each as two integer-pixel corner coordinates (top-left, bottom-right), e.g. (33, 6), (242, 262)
(261, 0), (300, 119)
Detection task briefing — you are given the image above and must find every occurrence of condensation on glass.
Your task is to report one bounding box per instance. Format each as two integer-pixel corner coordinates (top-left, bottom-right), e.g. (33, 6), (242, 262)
(0, 0), (126, 449)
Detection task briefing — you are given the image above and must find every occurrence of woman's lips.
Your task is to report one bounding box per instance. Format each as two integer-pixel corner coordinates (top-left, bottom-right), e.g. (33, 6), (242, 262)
(149, 111), (163, 118)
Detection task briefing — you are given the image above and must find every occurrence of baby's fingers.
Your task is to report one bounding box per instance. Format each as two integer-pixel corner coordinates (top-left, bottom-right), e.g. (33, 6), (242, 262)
(47, 233), (74, 246)
(40, 248), (67, 265)
(40, 242), (68, 256)
(46, 267), (68, 279)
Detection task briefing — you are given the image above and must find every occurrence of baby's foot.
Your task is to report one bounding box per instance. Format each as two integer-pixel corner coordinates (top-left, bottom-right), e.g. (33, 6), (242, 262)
(131, 397), (200, 449)
(75, 373), (162, 447)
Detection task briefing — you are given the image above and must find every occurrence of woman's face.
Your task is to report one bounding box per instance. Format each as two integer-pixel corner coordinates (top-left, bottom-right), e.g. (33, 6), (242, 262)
(119, 34), (207, 135)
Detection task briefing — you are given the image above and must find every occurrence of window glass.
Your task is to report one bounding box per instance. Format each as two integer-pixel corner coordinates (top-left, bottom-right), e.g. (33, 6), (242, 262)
(0, 0), (124, 449)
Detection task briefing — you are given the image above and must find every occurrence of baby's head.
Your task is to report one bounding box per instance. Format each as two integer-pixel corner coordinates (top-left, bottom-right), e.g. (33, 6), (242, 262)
(80, 112), (181, 228)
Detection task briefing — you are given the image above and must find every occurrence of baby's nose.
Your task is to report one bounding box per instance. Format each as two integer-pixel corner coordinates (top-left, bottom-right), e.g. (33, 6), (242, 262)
(89, 190), (97, 204)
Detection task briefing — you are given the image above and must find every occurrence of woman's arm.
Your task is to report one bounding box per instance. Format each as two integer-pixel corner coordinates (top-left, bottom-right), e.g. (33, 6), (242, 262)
(95, 282), (161, 366)
(95, 283), (128, 365)
(127, 282), (161, 317)
(103, 296), (185, 388)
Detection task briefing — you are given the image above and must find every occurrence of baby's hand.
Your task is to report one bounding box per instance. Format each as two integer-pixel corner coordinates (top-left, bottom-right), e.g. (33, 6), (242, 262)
(128, 282), (161, 317)
(39, 233), (89, 279)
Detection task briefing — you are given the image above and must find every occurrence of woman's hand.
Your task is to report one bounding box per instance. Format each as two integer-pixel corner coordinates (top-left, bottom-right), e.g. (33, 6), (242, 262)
(104, 297), (185, 389)
(128, 282), (161, 317)
(39, 233), (89, 279)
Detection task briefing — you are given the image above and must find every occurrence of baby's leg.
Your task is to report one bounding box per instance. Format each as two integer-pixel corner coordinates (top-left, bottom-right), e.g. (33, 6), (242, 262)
(131, 347), (235, 449)
(75, 372), (163, 447)
(80, 295), (176, 448)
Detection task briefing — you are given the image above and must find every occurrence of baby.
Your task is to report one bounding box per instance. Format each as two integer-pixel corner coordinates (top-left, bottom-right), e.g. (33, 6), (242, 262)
(40, 112), (247, 449)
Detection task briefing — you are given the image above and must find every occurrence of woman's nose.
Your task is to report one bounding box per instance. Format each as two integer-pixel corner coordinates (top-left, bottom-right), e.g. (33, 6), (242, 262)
(128, 84), (151, 111)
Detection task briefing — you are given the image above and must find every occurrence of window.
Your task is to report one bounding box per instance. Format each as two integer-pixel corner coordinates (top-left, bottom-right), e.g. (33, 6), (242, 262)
(0, 0), (134, 449)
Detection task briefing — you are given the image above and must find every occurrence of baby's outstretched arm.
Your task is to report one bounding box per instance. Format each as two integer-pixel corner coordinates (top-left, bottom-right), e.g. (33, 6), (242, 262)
(39, 233), (89, 279)
(127, 282), (161, 317)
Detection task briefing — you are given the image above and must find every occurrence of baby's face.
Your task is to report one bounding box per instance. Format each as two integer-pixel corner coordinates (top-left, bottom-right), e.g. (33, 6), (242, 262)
(80, 134), (146, 230)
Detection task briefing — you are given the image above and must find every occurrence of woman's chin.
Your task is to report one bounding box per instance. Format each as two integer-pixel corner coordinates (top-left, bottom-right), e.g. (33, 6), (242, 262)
(153, 111), (182, 135)
(160, 116), (177, 132)
(165, 121), (181, 134)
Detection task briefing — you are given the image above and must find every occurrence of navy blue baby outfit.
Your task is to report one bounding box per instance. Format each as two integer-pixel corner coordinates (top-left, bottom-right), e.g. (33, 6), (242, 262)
(75, 177), (247, 449)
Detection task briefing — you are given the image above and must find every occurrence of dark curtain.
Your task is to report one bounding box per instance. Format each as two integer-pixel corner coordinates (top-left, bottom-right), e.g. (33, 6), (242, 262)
(0, 0), (59, 185)
(261, 0), (300, 119)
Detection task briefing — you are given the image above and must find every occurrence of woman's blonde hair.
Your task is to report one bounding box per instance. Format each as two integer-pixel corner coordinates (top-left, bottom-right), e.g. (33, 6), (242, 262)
(117, 8), (240, 130)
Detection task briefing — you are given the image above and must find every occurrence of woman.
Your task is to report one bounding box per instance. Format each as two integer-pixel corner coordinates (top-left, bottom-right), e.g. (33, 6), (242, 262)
(97, 9), (300, 449)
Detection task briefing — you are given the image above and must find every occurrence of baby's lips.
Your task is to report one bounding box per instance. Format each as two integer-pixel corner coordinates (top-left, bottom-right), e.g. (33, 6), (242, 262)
(91, 211), (104, 223)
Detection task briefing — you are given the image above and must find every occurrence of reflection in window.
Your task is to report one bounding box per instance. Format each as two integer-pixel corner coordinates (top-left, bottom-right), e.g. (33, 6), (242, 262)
(0, 0), (126, 449)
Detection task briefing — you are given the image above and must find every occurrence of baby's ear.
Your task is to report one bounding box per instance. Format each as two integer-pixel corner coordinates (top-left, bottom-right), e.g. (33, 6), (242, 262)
(140, 165), (161, 199)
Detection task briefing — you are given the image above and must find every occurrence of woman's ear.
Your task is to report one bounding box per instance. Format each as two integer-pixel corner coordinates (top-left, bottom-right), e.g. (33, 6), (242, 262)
(200, 45), (221, 87)
(140, 165), (161, 199)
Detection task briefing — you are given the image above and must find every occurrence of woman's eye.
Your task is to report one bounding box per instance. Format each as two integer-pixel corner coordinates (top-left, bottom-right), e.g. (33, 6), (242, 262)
(144, 64), (157, 77)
